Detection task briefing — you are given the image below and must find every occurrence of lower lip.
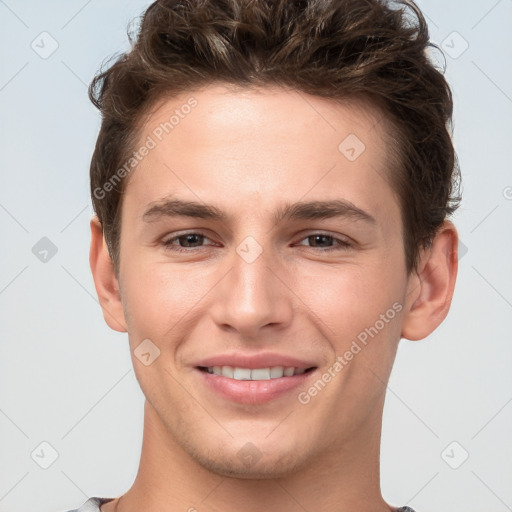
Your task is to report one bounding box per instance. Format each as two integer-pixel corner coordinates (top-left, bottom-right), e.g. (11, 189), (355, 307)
(195, 368), (316, 405)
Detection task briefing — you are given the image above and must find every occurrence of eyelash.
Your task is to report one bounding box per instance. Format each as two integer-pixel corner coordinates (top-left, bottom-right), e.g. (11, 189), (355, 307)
(161, 231), (352, 253)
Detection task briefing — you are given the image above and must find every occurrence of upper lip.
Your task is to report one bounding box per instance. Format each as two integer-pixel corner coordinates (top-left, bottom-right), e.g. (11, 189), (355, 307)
(195, 352), (317, 370)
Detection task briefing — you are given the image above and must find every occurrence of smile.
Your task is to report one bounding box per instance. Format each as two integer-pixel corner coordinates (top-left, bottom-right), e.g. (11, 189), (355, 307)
(199, 365), (315, 380)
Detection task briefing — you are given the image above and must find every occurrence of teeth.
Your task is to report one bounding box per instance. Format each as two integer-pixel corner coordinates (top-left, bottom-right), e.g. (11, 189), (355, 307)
(233, 367), (252, 380)
(206, 366), (308, 380)
(270, 366), (283, 378)
(221, 366), (234, 378)
(283, 367), (295, 376)
(251, 368), (271, 380)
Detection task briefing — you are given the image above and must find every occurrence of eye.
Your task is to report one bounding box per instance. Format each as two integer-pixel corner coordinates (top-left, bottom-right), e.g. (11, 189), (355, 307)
(295, 233), (352, 252)
(162, 232), (214, 252)
(160, 231), (353, 254)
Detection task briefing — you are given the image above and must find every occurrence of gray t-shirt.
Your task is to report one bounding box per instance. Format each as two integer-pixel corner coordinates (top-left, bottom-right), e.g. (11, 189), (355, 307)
(65, 497), (113, 512)
(65, 497), (418, 511)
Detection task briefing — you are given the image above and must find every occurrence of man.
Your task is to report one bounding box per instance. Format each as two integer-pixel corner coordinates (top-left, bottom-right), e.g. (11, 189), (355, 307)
(68, 0), (460, 510)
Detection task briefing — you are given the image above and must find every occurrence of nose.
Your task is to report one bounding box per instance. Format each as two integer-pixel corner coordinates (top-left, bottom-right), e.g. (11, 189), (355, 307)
(209, 240), (294, 339)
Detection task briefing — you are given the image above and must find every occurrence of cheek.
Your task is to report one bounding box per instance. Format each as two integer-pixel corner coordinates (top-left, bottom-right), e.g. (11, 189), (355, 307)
(294, 259), (405, 348)
(120, 258), (217, 339)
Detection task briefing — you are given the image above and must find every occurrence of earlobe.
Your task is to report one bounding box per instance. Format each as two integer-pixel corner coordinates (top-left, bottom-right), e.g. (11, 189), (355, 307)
(89, 216), (127, 333)
(401, 220), (459, 341)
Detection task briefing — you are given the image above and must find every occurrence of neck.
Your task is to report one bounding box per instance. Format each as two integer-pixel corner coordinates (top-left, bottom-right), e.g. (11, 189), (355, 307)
(109, 397), (395, 512)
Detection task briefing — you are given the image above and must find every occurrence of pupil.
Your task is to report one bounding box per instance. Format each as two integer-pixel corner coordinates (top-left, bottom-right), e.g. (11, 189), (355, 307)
(311, 235), (331, 247)
(182, 234), (202, 247)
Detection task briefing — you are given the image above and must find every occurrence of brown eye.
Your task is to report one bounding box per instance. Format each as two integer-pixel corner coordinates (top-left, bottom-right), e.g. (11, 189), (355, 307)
(297, 233), (352, 251)
(162, 232), (213, 252)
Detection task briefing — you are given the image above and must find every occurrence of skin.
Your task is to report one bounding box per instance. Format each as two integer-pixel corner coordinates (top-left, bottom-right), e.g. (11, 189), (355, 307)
(90, 84), (458, 512)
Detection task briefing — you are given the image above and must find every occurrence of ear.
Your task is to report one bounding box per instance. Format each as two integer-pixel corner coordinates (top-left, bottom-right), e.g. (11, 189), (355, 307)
(401, 220), (458, 341)
(89, 216), (127, 332)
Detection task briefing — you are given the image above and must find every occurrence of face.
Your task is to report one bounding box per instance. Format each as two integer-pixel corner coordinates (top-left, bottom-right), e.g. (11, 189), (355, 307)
(114, 84), (415, 478)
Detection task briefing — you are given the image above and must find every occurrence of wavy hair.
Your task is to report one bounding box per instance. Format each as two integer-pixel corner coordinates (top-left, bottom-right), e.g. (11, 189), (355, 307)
(89, 0), (461, 274)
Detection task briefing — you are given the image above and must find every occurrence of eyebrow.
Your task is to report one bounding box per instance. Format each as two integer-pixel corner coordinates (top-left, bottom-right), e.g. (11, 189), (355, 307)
(142, 198), (376, 225)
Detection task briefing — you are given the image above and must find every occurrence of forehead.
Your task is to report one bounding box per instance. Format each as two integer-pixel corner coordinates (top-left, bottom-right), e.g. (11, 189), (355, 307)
(141, 84), (388, 153)
(124, 84), (399, 226)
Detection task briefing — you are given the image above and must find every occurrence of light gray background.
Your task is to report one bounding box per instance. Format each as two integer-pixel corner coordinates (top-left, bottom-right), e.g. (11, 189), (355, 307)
(0, 1), (511, 511)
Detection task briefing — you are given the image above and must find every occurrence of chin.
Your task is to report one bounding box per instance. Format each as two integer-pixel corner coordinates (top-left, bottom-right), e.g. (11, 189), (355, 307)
(186, 443), (309, 480)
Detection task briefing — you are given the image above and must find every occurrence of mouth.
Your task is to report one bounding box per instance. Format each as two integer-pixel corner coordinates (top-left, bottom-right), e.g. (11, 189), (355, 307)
(197, 365), (316, 380)
(195, 365), (318, 405)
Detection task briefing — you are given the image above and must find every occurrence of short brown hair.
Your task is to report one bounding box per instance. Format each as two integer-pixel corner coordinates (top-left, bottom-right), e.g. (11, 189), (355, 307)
(89, 0), (461, 274)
